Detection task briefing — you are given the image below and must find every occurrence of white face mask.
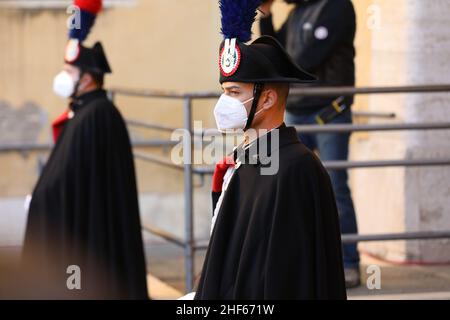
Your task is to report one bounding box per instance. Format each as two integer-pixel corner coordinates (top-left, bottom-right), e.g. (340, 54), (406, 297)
(53, 71), (78, 99)
(214, 94), (264, 132)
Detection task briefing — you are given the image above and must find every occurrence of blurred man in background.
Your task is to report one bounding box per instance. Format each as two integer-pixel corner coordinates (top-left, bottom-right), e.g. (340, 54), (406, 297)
(259, 0), (360, 287)
(21, 0), (148, 299)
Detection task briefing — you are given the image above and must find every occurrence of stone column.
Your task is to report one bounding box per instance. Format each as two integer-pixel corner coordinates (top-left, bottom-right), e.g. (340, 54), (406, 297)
(352, 0), (450, 262)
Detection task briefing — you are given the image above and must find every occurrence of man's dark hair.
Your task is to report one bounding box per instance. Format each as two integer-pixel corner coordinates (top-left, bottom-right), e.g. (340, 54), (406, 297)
(267, 82), (290, 106)
(78, 67), (105, 88)
(89, 72), (104, 87)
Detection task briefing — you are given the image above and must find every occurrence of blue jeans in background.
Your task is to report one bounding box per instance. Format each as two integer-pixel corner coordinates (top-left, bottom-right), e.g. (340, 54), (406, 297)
(285, 108), (360, 269)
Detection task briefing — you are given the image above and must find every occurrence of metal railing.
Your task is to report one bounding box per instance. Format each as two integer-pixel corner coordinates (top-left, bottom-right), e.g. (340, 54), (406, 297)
(1, 84), (450, 293)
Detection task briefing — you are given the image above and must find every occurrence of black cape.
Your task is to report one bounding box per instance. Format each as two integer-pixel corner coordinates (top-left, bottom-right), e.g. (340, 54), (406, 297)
(195, 124), (346, 300)
(21, 89), (148, 299)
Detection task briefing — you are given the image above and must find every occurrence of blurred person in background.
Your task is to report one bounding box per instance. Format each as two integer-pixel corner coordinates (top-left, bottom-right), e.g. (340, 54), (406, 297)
(259, 0), (360, 288)
(21, 0), (148, 299)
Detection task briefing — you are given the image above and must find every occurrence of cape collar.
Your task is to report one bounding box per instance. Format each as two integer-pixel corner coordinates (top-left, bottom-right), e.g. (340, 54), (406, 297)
(233, 123), (299, 166)
(69, 89), (107, 113)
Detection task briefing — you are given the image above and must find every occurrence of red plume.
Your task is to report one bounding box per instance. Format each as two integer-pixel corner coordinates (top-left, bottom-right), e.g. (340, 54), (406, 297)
(74, 0), (103, 15)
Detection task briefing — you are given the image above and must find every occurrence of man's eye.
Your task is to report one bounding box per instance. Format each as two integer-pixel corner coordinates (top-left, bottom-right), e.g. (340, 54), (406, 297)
(230, 91), (239, 96)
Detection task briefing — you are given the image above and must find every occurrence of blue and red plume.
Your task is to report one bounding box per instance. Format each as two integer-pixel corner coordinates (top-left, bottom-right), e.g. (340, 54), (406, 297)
(68, 0), (103, 42)
(219, 0), (262, 42)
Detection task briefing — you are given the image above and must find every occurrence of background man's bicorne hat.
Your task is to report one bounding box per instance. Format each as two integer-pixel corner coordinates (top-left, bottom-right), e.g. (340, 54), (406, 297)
(64, 0), (112, 74)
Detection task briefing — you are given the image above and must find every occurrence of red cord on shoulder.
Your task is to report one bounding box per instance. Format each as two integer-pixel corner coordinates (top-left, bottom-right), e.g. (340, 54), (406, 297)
(212, 156), (235, 192)
(52, 110), (70, 143)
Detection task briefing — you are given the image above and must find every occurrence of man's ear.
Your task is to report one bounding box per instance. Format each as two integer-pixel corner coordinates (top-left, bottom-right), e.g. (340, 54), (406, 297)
(260, 89), (278, 111)
(79, 72), (97, 92)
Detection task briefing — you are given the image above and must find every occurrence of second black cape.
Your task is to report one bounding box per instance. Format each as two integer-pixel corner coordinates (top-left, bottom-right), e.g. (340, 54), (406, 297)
(195, 125), (346, 300)
(21, 90), (148, 299)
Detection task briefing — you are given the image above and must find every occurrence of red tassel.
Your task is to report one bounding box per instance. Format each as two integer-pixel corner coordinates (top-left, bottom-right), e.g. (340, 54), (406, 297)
(74, 0), (103, 15)
(52, 110), (70, 143)
(212, 156), (235, 193)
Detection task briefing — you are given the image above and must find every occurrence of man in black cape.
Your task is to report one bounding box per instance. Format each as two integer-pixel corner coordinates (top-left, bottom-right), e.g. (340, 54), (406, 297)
(194, 0), (346, 300)
(21, 39), (148, 299)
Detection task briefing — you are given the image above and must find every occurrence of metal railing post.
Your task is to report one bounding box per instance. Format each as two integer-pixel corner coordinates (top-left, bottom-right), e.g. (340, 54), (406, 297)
(183, 97), (195, 293)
